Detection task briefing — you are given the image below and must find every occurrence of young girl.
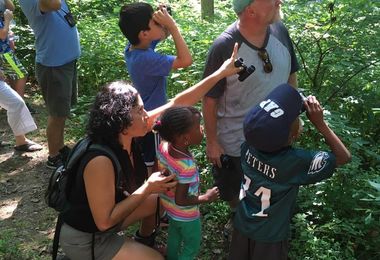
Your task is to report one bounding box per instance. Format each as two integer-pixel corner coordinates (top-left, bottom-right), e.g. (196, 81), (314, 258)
(153, 106), (220, 260)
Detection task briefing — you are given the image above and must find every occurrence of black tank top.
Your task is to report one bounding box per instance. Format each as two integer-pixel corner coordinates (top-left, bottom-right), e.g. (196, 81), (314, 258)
(63, 141), (147, 233)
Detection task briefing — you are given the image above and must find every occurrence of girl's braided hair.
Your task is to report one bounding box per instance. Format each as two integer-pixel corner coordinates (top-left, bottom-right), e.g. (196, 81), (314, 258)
(153, 106), (201, 143)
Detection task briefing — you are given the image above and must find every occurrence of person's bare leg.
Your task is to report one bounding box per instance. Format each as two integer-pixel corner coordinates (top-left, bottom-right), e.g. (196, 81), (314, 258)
(113, 238), (163, 260)
(121, 194), (159, 236)
(47, 116), (66, 156)
(14, 135), (27, 146)
(13, 78), (27, 97)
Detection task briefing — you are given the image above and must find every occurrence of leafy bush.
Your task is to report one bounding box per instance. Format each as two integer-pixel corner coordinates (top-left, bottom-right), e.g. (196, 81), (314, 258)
(10, 0), (380, 258)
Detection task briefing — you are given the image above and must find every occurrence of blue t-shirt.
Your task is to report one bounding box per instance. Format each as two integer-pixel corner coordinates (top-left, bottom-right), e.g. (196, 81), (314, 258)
(124, 40), (175, 111)
(19, 0), (80, 66)
(0, 20), (11, 54)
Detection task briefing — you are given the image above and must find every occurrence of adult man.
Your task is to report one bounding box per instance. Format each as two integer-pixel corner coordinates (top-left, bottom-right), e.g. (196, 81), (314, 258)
(202, 0), (299, 235)
(19, 0), (81, 168)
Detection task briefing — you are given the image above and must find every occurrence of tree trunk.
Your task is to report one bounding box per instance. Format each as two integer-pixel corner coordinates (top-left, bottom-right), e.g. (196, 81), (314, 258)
(201, 0), (214, 21)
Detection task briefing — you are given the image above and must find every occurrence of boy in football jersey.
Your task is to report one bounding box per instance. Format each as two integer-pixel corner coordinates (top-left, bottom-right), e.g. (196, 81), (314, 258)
(229, 83), (351, 260)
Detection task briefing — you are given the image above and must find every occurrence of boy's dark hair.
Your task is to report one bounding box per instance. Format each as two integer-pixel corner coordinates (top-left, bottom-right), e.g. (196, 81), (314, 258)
(153, 106), (201, 143)
(119, 2), (154, 45)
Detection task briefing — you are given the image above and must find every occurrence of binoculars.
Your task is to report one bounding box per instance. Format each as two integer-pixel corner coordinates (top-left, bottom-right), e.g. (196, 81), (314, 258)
(234, 58), (255, 82)
(220, 154), (234, 169)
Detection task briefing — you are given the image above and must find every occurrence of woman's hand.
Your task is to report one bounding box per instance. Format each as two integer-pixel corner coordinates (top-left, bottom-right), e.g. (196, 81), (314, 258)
(145, 171), (177, 194)
(217, 42), (243, 78)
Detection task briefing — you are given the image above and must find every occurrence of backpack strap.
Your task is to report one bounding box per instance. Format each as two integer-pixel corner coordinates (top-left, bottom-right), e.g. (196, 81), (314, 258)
(51, 138), (91, 260)
(52, 213), (64, 260)
(65, 137), (93, 169)
(52, 139), (122, 260)
(88, 143), (123, 188)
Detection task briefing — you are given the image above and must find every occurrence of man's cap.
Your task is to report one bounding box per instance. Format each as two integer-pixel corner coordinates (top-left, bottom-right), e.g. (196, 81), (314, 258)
(243, 83), (304, 152)
(233, 0), (254, 14)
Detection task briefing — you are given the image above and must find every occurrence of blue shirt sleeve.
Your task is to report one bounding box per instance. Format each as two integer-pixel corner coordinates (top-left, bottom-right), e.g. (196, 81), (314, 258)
(19, 0), (43, 17)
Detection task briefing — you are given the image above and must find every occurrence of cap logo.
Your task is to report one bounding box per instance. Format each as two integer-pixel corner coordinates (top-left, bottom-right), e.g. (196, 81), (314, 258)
(260, 99), (284, 118)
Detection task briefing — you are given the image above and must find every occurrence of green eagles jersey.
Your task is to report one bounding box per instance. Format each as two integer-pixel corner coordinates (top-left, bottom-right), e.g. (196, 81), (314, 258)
(234, 142), (337, 242)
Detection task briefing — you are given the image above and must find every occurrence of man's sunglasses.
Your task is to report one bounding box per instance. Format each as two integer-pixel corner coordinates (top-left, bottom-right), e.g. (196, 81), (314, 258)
(257, 48), (273, 73)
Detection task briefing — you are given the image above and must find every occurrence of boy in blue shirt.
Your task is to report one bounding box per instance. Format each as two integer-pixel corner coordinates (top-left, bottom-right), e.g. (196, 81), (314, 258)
(119, 2), (192, 174)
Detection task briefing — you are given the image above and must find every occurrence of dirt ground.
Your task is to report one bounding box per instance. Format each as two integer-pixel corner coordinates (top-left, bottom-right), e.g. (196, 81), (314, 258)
(0, 103), (58, 259)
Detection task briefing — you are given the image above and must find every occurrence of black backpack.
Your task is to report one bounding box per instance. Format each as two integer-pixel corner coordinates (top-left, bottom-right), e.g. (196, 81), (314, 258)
(45, 137), (122, 260)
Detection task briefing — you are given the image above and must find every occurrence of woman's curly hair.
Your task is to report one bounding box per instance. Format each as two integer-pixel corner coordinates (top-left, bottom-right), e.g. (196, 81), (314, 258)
(87, 81), (139, 148)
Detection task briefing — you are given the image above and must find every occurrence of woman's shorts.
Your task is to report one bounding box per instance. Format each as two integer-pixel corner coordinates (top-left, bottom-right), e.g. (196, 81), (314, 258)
(60, 223), (125, 260)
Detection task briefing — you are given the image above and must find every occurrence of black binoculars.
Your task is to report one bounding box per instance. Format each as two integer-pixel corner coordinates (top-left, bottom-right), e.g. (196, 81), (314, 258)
(234, 58), (255, 82)
(158, 5), (172, 16)
(220, 154), (234, 169)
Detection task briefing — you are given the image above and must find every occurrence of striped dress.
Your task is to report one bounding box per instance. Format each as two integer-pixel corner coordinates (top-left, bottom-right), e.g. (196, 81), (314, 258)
(157, 142), (200, 221)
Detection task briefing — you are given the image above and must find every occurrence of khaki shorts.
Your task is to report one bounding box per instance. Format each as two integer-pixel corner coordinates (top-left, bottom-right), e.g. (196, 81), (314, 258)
(60, 223), (125, 260)
(36, 60), (77, 117)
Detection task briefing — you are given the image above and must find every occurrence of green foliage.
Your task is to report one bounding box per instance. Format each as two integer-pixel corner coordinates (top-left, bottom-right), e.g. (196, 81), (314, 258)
(76, 16), (126, 94)
(284, 0), (380, 148)
(0, 231), (31, 259)
(11, 0), (380, 259)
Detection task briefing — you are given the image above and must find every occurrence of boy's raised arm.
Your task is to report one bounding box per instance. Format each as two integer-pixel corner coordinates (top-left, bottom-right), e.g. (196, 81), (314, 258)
(153, 6), (192, 69)
(305, 96), (351, 166)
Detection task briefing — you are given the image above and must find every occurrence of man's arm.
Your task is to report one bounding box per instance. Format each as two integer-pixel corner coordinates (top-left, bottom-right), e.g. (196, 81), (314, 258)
(288, 72), (298, 88)
(202, 96), (224, 168)
(39, 0), (61, 12)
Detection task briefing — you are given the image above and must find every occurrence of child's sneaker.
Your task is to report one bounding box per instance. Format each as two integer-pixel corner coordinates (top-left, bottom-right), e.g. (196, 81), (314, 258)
(133, 230), (167, 256)
(46, 154), (63, 169)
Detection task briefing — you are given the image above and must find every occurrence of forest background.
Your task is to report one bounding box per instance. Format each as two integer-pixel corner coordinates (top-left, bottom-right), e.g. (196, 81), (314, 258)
(0, 0), (379, 259)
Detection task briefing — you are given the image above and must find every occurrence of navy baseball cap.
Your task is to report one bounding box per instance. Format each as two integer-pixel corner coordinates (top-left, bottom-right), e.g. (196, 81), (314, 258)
(243, 83), (304, 152)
